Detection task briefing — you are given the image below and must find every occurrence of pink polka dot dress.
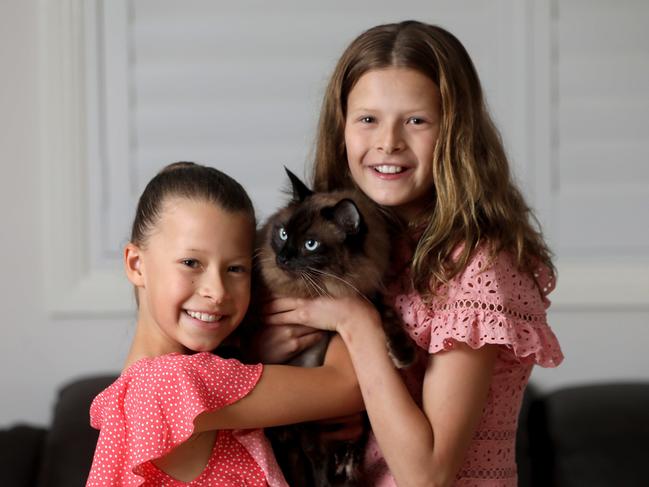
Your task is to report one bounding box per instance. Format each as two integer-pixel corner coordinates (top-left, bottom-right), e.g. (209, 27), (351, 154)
(86, 353), (287, 486)
(363, 246), (563, 487)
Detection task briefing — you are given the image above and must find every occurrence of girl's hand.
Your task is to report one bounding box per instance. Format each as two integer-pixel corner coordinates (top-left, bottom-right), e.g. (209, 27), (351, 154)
(264, 296), (380, 333)
(249, 323), (326, 364)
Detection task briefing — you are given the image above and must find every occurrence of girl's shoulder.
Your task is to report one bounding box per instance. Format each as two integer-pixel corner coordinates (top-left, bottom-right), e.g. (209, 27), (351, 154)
(122, 352), (262, 382)
(391, 244), (563, 367)
(443, 244), (555, 309)
(86, 354), (283, 486)
(90, 353), (263, 430)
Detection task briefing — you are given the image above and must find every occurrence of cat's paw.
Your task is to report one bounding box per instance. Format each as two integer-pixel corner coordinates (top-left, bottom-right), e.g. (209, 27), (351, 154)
(331, 443), (363, 487)
(381, 305), (418, 369)
(387, 340), (417, 369)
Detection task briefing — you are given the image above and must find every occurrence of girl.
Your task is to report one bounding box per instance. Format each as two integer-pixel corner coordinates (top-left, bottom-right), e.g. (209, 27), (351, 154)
(86, 162), (363, 486)
(264, 21), (563, 487)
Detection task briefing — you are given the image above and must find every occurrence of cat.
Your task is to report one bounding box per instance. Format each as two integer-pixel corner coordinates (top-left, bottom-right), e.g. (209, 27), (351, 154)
(256, 168), (417, 486)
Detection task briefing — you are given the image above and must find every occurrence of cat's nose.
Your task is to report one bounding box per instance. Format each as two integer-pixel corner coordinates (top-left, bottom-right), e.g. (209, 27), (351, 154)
(276, 253), (294, 269)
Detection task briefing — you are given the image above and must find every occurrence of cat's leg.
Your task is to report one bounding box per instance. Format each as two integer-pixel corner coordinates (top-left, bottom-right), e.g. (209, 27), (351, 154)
(287, 331), (333, 367)
(380, 305), (418, 369)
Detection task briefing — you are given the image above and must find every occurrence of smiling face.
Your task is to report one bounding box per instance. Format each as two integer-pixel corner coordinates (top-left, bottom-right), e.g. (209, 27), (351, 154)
(127, 197), (254, 356)
(344, 67), (441, 219)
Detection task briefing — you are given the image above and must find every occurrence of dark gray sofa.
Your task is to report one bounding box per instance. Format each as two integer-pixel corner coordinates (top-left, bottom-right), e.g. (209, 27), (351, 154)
(3, 377), (649, 487)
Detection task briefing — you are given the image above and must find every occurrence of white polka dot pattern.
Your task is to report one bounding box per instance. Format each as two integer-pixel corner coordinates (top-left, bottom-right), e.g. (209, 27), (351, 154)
(86, 353), (288, 486)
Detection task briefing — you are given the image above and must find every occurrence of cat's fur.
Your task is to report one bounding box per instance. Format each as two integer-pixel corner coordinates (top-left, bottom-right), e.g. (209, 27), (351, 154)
(256, 169), (416, 486)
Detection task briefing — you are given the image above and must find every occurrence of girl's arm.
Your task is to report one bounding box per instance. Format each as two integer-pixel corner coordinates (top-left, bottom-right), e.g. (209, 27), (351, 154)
(265, 296), (499, 487)
(193, 334), (364, 432)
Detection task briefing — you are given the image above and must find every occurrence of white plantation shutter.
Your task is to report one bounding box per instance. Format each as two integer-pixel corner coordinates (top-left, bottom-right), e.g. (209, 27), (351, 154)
(92, 0), (532, 258)
(44, 0), (648, 314)
(556, 0), (649, 254)
(548, 0), (649, 305)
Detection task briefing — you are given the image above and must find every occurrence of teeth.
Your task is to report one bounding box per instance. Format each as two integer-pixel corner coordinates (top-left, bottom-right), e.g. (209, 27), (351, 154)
(186, 310), (220, 322)
(374, 165), (404, 174)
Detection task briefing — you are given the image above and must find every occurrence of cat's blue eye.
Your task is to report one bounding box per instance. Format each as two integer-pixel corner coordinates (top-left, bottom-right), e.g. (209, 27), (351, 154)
(304, 239), (320, 251)
(278, 227), (288, 241)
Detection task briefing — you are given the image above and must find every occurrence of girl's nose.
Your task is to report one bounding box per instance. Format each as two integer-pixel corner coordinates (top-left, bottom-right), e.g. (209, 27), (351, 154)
(377, 123), (404, 154)
(199, 272), (228, 303)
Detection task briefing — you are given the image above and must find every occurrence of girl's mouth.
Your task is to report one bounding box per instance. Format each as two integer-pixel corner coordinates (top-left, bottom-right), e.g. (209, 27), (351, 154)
(373, 164), (406, 174)
(185, 310), (224, 323)
(369, 164), (412, 180)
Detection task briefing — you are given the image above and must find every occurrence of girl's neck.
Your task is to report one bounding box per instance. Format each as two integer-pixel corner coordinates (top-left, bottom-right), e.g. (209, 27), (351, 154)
(123, 318), (188, 371)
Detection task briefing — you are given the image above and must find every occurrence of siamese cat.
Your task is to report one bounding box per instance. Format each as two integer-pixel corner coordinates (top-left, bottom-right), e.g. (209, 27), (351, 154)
(256, 169), (416, 486)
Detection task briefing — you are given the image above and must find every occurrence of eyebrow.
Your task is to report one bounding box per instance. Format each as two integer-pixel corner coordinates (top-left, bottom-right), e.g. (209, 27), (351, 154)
(348, 107), (375, 113)
(184, 248), (251, 259)
(349, 106), (433, 114)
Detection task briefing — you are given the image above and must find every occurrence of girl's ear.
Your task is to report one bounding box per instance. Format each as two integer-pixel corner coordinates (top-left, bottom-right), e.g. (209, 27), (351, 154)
(124, 242), (145, 287)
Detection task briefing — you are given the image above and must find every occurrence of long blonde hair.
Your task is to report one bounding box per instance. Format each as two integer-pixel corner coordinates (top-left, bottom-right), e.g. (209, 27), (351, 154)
(312, 21), (554, 295)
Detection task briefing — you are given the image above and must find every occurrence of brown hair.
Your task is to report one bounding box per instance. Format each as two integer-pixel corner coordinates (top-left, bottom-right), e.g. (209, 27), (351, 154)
(312, 20), (554, 295)
(131, 161), (255, 248)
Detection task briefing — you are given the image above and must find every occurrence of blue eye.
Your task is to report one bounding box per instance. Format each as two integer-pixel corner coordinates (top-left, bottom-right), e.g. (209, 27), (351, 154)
(304, 239), (319, 251)
(278, 227), (288, 241)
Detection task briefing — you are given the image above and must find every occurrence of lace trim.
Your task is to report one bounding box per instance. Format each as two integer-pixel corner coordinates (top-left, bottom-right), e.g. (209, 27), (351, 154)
(458, 467), (517, 480)
(433, 299), (544, 323)
(472, 429), (516, 441)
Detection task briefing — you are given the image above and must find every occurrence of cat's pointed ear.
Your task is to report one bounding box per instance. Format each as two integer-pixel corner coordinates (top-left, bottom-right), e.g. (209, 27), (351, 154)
(285, 167), (313, 202)
(326, 199), (362, 235)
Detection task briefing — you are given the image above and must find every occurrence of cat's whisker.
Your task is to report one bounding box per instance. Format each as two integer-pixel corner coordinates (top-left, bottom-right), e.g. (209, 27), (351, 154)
(303, 273), (329, 299)
(252, 249), (265, 259)
(300, 272), (323, 298)
(306, 267), (372, 304)
(301, 272), (331, 299)
(297, 272), (312, 295)
(305, 272), (329, 299)
(255, 256), (276, 267)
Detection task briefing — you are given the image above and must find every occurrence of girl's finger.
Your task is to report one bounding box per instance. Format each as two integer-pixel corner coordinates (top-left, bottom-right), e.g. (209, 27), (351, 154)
(283, 324), (321, 339)
(264, 308), (302, 326)
(294, 330), (327, 351)
(263, 297), (303, 314)
(249, 324), (321, 363)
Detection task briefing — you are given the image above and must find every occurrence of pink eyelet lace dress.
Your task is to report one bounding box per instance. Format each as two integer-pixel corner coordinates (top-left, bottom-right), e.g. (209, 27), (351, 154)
(363, 246), (563, 487)
(86, 353), (287, 487)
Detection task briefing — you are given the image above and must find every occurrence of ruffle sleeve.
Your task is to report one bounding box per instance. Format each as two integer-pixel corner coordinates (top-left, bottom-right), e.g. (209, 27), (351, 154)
(393, 247), (563, 367)
(87, 353), (263, 486)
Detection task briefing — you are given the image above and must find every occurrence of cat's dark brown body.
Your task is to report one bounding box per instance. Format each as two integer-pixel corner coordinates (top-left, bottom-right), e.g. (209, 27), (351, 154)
(256, 169), (416, 486)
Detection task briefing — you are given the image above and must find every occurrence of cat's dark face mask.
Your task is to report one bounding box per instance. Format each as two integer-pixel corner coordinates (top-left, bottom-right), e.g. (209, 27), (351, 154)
(271, 169), (366, 274)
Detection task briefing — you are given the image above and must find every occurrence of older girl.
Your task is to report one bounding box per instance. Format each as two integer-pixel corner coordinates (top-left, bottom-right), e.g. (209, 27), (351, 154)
(265, 21), (563, 487)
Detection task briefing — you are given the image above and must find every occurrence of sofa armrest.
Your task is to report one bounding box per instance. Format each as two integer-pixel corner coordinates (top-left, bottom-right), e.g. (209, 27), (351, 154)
(0, 424), (47, 487)
(544, 383), (649, 487)
(37, 375), (117, 487)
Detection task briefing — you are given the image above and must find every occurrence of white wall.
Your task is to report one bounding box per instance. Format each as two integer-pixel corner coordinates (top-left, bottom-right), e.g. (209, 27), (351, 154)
(0, 0), (647, 428)
(1, 0), (132, 427)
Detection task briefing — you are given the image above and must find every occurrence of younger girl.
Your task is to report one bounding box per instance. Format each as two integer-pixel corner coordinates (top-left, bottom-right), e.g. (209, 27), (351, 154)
(265, 21), (563, 486)
(86, 162), (363, 486)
